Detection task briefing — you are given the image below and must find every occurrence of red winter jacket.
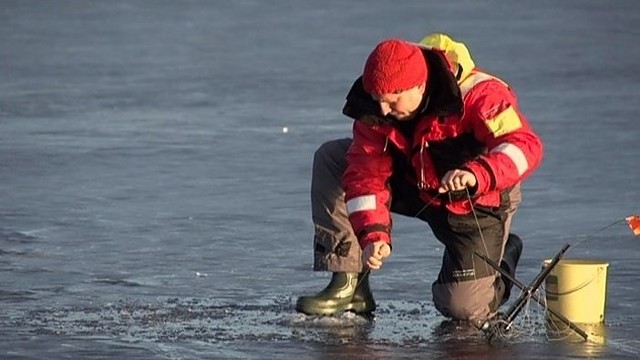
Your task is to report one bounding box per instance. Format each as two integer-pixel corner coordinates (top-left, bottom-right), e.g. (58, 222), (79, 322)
(341, 48), (543, 250)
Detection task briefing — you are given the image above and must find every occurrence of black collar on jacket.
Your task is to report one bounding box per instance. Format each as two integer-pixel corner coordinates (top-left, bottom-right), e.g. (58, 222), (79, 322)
(342, 48), (464, 125)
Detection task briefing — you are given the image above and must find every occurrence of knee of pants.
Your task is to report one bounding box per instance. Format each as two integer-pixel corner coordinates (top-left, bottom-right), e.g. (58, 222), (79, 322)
(314, 141), (332, 166)
(312, 227), (362, 273)
(314, 139), (350, 165)
(432, 276), (497, 321)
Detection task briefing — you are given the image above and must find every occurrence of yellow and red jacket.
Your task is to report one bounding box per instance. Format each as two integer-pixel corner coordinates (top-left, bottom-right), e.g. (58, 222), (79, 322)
(341, 45), (543, 249)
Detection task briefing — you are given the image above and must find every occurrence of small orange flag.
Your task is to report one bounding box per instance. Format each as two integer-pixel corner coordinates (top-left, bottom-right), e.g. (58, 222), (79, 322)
(626, 215), (640, 236)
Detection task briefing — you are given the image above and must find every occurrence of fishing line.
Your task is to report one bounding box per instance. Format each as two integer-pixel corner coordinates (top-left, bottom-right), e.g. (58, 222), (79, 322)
(413, 192), (443, 219)
(464, 187), (505, 330)
(566, 218), (629, 249)
(465, 187), (493, 274)
(464, 188), (561, 341)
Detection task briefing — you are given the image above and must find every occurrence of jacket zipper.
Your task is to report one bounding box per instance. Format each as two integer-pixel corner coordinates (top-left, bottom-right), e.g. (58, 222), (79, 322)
(418, 140), (428, 190)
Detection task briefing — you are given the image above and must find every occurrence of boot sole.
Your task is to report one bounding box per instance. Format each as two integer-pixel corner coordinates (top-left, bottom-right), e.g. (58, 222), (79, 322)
(296, 300), (375, 316)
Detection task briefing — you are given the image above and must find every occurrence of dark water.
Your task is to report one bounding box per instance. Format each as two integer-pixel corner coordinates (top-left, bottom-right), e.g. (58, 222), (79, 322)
(1, 0), (639, 359)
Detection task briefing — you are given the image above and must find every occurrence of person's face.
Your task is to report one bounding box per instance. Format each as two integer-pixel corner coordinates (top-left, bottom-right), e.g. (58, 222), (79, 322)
(372, 83), (426, 121)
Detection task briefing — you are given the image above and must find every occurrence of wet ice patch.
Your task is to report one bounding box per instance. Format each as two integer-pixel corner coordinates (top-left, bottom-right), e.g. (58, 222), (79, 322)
(6, 295), (562, 348)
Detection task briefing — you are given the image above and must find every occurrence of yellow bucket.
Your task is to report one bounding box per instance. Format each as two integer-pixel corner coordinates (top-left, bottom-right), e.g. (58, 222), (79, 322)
(542, 259), (609, 324)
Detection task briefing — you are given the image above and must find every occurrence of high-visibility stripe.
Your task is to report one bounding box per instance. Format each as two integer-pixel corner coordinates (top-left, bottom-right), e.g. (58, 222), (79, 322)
(485, 106), (522, 137)
(459, 72), (522, 137)
(459, 72), (504, 97)
(346, 195), (376, 214)
(491, 143), (528, 175)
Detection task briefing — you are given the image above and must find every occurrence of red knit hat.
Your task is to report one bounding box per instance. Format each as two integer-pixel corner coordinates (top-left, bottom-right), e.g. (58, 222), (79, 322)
(362, 39), (429, 96)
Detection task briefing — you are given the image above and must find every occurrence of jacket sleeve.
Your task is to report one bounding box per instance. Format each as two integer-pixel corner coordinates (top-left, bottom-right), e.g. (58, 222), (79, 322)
(343, 121), (394, 249)
(461, 80), (544, 194)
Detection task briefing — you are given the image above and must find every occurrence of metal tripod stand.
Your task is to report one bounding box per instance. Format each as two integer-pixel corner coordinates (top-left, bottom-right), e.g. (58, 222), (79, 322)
(474, 243), (590, 342)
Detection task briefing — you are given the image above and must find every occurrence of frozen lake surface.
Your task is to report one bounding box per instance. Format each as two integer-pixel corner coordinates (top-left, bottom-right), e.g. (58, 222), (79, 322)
(1, 1), (639, 359)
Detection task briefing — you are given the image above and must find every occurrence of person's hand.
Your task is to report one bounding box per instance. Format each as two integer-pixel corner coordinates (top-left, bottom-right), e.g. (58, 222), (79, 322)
(362, 241), (391, 270)
(438, 169), (477, 193)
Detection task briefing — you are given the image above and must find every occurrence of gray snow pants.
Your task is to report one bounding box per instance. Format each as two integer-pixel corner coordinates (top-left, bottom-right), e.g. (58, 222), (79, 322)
(310, 138), (521, 321)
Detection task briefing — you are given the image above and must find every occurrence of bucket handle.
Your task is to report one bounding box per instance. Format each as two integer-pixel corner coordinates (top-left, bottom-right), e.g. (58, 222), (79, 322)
(545, 267), (605, 296)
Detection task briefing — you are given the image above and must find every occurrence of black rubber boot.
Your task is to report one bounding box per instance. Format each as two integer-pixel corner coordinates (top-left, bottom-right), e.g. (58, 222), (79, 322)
(500, 233), (523, 304)
(295, 272), (375, 316)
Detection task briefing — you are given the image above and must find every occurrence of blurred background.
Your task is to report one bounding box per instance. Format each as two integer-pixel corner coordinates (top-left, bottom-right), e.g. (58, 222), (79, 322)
(1, 1), (639, 359)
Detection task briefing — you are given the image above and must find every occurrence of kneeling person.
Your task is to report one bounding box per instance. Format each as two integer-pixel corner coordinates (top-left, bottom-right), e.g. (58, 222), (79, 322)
(296, 34), (542, 324)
